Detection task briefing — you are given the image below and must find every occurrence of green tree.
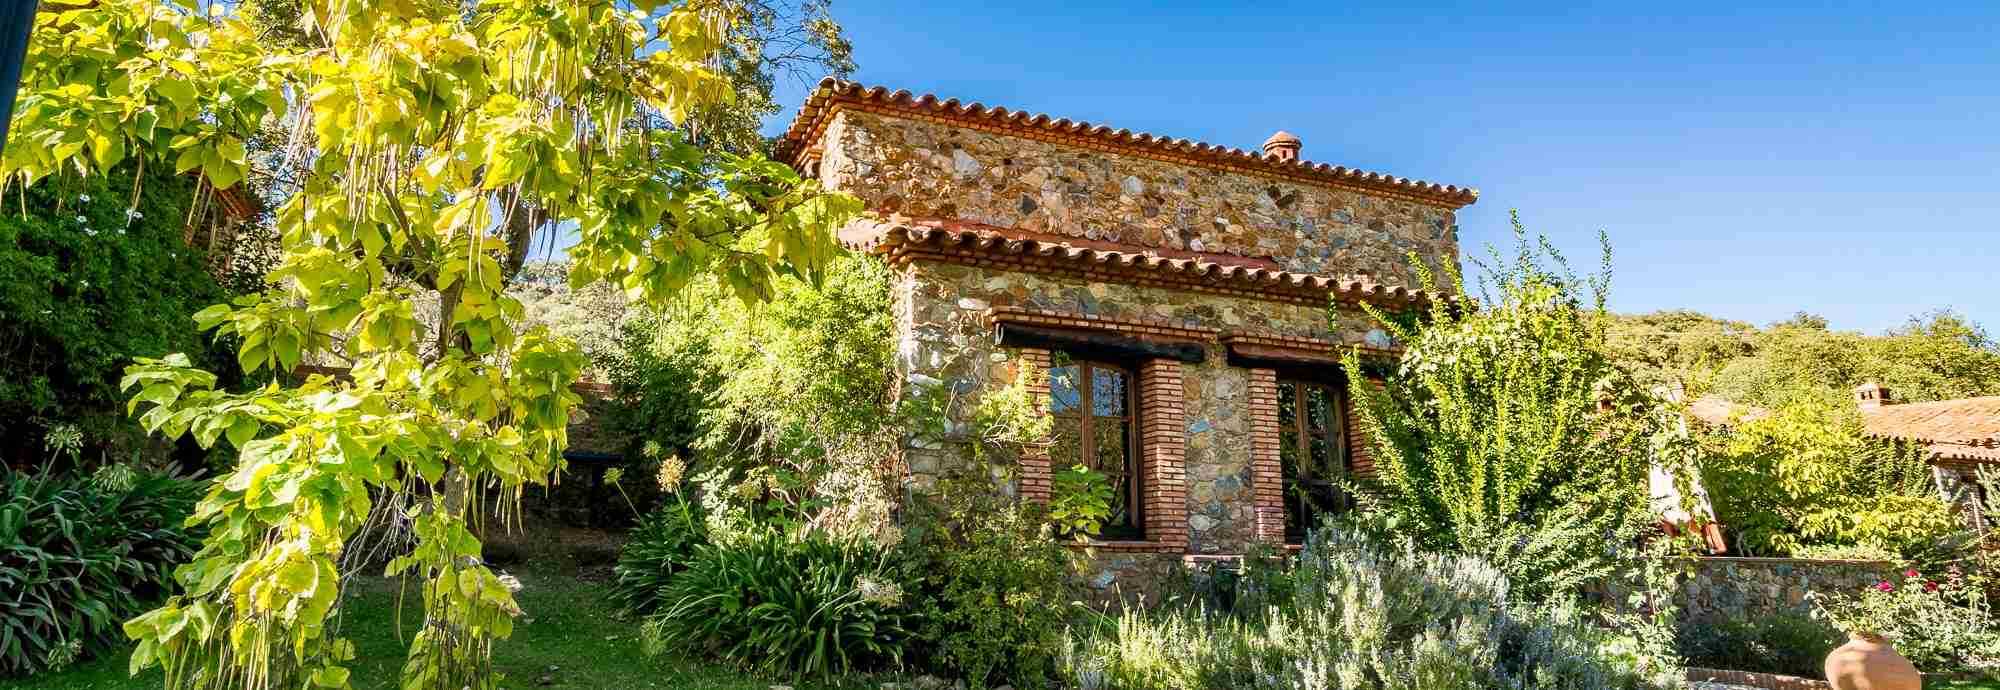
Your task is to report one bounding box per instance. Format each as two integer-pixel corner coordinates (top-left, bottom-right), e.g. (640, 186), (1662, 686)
(1344, 219), (1667, 603)
(1690, 309), (2000, 407)
(1606, 310), (1755, 394)
(6, 1), (858, 688)
(1862, 309), (2000, 403)
(1700, 394), (1964, 562)
(607, 253), (895, 533)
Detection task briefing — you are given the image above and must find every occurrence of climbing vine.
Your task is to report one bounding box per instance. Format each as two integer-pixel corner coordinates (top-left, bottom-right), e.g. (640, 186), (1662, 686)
(6, 0), (858, 688)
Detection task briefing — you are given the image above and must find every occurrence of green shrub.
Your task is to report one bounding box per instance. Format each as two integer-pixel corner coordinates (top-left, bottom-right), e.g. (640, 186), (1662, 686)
(1344, 224), (1667, 604)
(641, 529), (912, 679)
(1701, 394), (1971, 565)
(1061, 522), (1674, 690)
(1813, 569), (2000, 673)
(0, 466), (201, 676)
(0, 167), (246, 465)
(900, 480), (1077, 689)
(1677, 612), (1842, 678)
(1160, 544), (1297, 616)
(611, 497), (708, 615)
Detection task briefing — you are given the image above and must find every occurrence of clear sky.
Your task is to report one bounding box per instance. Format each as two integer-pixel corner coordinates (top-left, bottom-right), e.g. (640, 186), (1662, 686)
(762, 1), (1999, 335)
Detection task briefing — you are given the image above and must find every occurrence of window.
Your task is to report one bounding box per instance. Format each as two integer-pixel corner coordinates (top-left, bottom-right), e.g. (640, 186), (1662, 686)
(1048, 353), (1142, 538)
(1277, 379), (1350, 543)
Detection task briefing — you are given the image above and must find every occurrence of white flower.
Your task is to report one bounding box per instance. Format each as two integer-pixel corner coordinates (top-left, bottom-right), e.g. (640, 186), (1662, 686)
(75, 215), (86, 223)
(854, 576), (903, 607)
(126, 209), (144, 220)
(77, 194), (91, 203)
(83, 227), (96, 236)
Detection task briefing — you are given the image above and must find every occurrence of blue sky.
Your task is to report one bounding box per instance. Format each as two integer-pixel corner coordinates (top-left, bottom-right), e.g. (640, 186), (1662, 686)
(762, 1), (1999, 335)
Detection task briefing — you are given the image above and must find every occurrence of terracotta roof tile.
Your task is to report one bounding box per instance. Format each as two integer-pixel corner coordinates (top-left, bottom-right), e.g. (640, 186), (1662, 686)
(1687, 395), (1770, 427)
(1863, 396), (2000, 458)
(844, 215), (1436, 307)
(778, 78), (1478, 209)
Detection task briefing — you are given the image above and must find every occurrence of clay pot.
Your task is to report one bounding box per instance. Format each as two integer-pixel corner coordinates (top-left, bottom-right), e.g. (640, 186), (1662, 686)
(1824, 633), (1920, 690)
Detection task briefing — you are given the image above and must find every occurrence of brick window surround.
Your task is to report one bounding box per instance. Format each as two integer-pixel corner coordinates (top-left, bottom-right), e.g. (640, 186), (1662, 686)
(1248, 369), (1286, 544)
(1010, 348), (1188, 553)
(1249, 368), (1378, 545)
(1135, 359), (1190, 550)
(1015, 348), (1054, 503)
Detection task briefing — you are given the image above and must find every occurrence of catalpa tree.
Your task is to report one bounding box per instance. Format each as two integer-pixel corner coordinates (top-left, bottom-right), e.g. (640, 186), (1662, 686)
(5, 0), (857, 688)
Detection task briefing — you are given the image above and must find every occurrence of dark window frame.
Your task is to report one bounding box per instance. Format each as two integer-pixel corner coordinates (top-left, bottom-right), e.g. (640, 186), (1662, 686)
(1048, 354), (1145, 539)
(1276, 377), (1353, 543)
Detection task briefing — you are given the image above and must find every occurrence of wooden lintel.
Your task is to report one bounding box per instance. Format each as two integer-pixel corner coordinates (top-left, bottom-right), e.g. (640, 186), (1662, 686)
(996, 323), (1206, 364)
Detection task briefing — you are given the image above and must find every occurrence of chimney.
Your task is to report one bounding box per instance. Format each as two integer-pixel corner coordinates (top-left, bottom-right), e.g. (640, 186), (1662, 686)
(1854, 382), (1891, 408)
(1263, 130), (1301, 162)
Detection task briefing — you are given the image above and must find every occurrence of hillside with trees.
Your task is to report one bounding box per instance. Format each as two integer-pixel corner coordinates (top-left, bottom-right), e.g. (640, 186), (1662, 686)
(1609, 308), (2000, 406)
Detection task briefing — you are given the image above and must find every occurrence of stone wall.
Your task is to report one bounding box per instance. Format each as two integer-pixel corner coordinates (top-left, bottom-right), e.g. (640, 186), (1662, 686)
(816, 109), (1460, 286)
(1596, 557), (1894, 621)
(894, 259), (1382, 566)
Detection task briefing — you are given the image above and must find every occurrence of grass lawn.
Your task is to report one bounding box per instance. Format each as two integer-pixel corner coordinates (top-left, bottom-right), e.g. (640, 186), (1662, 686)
(7, 569), (872, 690)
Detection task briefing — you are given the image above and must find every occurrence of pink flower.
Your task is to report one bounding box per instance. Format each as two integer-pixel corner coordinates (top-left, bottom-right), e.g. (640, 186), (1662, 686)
(1875, 582), (1894, 592)
(1904, 569), (1919, 578)
(1925, 582), (1940, 593)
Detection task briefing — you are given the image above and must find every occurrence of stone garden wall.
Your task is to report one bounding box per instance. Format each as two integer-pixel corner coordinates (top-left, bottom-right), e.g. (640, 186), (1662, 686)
(815, 109), (1461, 286)
(1594, 557), (1894, 621)
(1678, 557), (1892, 620)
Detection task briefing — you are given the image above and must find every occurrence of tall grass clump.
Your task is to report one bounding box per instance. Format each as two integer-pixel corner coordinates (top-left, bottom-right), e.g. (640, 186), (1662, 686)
(1061, 522), (1676, 690)
(2, 465), (202, 676)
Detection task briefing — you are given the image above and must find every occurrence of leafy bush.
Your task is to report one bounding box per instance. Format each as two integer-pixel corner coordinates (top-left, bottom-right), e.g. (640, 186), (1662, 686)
(0, 167), (243, 465)
(900, 479), (1077, 689)
(1812, 569), (2000, 673)
(640, 529), (913, 679)
(1161, 544), (1298, 617)
(0, 466), (201, 676)
(1701, 394), (1971, 564)
(1061, 522), (1675, 690)
(610, 497), (708, 615)
(608, 254), (899, 534)
(1677, 612), (1842, 678)
(1345, 223), (1667, 603)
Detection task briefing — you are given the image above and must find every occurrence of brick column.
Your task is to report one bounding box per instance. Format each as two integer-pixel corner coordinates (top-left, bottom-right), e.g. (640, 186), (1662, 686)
(1247, 368), (1287, 545)
(1138, 360), (1189, 548)
(1015, 348), (1054, 503)
(1343, 379), (1379, 481)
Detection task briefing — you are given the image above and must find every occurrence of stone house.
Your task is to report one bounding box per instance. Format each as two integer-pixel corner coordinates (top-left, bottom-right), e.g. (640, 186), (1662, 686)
(774, 79), (1477, 591)
(1853, 383), (1998, 532)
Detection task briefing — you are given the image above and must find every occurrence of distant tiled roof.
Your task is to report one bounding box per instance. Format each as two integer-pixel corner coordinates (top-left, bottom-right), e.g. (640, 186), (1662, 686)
(1863, 396), (2000, 462)
(843, 215), (1435, 308)
(213, 184), (260, 221)
(1686, 395), (1770, 427)
(778, 78), (1479, 209)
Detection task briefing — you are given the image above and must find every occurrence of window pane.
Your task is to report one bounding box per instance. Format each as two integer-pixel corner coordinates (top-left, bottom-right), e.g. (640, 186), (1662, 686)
(1050, 415), (1083, 470)
(1093, 417), (1131, 474)
(1277, 381), (1297, 432)
(1091, 366), (1128, 416)
(1306, 385), (1331, 433)
(1096, 417), (1135, 529)
(1049, 364), (1081, 414)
